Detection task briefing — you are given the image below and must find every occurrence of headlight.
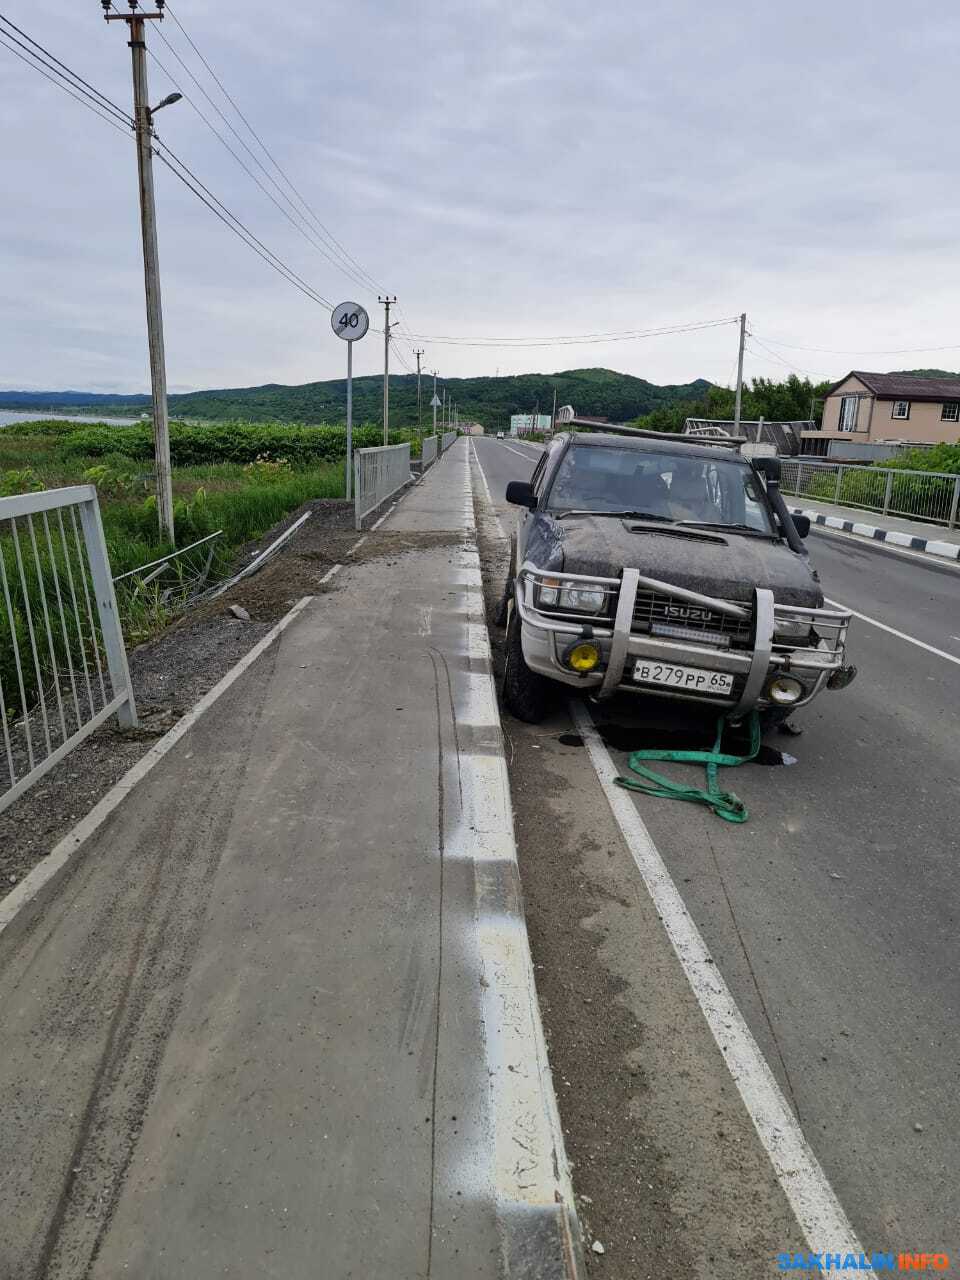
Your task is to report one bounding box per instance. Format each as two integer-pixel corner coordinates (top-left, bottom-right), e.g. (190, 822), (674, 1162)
(773, 618), (813, 643)
(536, 577), (606, 613)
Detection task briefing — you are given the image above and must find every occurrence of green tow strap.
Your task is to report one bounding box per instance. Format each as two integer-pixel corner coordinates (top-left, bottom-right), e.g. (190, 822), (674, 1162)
(613, 711), (761, 823)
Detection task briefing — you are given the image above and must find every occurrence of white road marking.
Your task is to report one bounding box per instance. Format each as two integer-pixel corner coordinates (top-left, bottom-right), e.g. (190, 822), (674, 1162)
(320, 563), (342, 584)
(501, 443), (534, 461)
(824, 597), (960, 668)
(471, 441), (510, 544)
(570, 699), (864, 1257)
(809, 522), (960, 571)
(0, 596), (316, 939)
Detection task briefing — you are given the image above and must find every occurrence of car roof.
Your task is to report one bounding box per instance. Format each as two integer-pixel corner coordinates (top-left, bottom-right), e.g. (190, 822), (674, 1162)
(562, 430), (750, 463)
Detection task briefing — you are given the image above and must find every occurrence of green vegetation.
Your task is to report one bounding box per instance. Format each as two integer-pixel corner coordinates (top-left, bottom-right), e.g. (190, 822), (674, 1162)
(631, 374), (831, 433)
(2, 367), (711, 430)
(0, 418), (364, 710)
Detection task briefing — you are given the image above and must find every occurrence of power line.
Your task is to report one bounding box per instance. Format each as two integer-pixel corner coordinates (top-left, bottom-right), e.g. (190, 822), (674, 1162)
(153, 140), (335, 310)
(745, 332), (822, 380)
(140, 5), (381, 299)
(397, 316), (739, 348)
(166, 1), (386, 294)
(0, 11), (132, 126)
(751, 331), (960, 358)
(0, 31), (133, 139)
(165, 2), (384, 296)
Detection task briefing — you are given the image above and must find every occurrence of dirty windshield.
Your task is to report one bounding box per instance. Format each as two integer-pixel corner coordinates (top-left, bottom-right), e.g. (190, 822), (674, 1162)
(546, 444), (775, 534)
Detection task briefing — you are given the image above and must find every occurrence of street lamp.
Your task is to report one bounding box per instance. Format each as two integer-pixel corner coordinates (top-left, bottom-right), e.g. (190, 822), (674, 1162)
(149, 91), (182, 118)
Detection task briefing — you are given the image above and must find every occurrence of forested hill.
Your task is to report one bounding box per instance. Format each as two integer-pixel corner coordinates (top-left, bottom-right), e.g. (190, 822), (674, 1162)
(0, 369), (712, 428)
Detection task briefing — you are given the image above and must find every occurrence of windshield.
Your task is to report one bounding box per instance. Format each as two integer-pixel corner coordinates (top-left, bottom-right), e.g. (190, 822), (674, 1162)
(545, 444), (775, 534)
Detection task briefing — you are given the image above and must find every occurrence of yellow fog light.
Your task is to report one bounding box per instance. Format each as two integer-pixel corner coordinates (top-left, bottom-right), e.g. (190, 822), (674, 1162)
(766, 675), (804, 705)
(565, 642), (600, 672)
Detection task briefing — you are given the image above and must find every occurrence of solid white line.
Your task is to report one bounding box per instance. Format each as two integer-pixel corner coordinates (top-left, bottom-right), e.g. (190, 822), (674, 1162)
(501, 443), (535, 461)
(320, 563), (343, 584)
(807, 521), (960, 570)
(348, 536), (367, 556)
(470, 441), (509, 544)
(0, 596), (316, 938)
(824, 597), (960, 667)
(570, 699), (864, 1258)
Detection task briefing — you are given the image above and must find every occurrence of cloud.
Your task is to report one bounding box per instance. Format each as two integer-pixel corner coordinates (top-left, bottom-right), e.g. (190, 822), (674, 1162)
(3, 0), (960, 394)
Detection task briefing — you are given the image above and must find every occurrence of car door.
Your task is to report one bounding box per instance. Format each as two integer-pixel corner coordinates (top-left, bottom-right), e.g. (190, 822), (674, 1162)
(516, 451), (549, 563)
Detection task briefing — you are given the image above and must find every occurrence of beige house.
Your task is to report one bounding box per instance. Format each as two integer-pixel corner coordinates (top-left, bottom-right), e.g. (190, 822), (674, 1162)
(805, 371), (960, 454)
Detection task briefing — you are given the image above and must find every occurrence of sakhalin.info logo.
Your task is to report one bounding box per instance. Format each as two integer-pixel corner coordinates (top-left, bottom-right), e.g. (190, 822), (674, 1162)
(777, 1255), (950, 1272)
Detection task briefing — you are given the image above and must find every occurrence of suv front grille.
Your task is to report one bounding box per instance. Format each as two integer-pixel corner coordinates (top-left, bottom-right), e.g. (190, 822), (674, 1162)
(632, 590), (753, 648)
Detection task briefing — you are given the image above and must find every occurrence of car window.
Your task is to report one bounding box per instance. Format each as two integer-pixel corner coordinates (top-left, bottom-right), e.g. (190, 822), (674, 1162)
(544, 444), (774, 533)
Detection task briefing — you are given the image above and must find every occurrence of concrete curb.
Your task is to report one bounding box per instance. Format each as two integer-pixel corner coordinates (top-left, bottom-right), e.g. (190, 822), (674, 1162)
(452, 444), (585, 1278)
(789, 506), (960, 561)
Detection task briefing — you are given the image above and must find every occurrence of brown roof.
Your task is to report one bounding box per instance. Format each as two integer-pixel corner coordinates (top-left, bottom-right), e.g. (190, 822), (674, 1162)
(829, 370), (960, 401)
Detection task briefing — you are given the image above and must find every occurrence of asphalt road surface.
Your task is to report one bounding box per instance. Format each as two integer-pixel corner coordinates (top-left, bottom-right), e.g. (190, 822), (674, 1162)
(472, 434), (960, 1272)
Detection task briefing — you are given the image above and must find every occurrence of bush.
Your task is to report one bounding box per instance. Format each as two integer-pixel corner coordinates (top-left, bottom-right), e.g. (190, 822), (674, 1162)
(61, 421), (421, 466)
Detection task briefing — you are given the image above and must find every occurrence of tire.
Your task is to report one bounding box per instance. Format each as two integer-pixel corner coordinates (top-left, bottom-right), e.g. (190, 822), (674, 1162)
(502, 608), (554, 723)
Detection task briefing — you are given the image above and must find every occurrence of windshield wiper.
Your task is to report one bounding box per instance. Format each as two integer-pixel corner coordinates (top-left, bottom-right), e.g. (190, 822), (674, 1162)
(676, 521), (773, 537)
(554, 509), (673, 522)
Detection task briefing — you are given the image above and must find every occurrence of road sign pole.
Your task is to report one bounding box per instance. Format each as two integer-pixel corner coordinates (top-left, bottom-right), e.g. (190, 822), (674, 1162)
(346, 338), (353, 502)
(330, 301), (370, 505)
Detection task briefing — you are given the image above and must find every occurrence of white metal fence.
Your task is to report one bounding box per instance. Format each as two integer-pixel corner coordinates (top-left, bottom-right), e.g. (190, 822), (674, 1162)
(441, 431), (457, 452)
(781, 460), (960, 527)
(421, 435), (438, 469)
(1, 485), (137, 815)
(354, 443), (412, 529)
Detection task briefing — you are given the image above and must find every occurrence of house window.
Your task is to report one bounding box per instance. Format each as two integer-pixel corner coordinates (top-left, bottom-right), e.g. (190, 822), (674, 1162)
(838, 395), (859, 431)
(942, 402), (960, 422)
(891, 401), (911, 420)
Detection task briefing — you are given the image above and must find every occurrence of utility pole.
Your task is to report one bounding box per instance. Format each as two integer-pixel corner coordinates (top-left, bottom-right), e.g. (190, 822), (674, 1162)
(414, 348), (425, 435)
(104, 0), (176, 543)
(378, 295), (396, 444)
(432, 371), (438, 438)
(733, 311), (747, 436)
(442, 388), (447, 429)
(551, 387), (557, 435)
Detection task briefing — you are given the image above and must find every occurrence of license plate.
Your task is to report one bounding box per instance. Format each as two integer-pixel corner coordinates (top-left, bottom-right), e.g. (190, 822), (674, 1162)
(633, 660), (733, 695)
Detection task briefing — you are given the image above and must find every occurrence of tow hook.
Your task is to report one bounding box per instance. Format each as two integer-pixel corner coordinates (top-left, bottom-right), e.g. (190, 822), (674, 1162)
(828, 664), (858, 690)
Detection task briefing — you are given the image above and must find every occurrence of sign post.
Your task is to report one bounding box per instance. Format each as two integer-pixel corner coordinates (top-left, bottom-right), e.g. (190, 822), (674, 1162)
(331, 301), (370, 501)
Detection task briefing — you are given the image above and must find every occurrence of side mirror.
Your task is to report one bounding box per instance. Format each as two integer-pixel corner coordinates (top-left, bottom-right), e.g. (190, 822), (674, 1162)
(792, 513), (811, 539)
(755, 456), (782, 482)
(506, 480), (536, 508)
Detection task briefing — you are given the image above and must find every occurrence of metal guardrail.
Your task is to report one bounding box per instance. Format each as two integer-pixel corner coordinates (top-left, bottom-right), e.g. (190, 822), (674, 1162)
(1, 485), (137, 815)
(421, 435), (438, 469)
(354, 443), (412, 529)
(781, 459), (960, 528)
(441, 431), (457, 452)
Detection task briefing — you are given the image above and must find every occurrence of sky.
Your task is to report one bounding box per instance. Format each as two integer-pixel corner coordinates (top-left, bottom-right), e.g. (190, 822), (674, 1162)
(3, 0), (960, 395)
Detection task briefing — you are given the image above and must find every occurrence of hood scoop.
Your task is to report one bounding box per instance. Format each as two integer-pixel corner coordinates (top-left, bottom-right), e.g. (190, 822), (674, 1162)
(622, 520), (727, 545)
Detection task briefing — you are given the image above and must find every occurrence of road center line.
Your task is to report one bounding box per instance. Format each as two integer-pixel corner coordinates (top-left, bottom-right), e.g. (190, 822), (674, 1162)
(823, 597), (960, 667)
(570, 699), (864, 1258)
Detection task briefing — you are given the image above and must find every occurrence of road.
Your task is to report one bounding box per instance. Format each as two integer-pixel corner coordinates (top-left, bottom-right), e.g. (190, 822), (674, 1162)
(472, 434), (960, 1272)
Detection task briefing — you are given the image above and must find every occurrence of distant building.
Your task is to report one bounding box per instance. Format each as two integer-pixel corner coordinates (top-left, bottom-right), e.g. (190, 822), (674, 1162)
(510, 413), (553, 436)
(808, 371), (960, 456)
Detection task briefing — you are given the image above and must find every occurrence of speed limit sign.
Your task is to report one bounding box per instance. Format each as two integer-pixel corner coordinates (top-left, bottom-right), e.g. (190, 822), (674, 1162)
(331, 302), (369, 342)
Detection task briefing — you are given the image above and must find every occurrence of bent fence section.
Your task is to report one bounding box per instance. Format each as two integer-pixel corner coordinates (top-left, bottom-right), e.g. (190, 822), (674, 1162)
(441, 431), (457, 452)
(354, 443), (412, 529)
(421, 435), (438, 469)
(1, 485), (137, 816)
(781, 460), (960, 528)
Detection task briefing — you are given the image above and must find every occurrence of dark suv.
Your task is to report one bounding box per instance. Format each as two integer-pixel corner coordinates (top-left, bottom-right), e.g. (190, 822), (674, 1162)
(499, 429), (856, 727)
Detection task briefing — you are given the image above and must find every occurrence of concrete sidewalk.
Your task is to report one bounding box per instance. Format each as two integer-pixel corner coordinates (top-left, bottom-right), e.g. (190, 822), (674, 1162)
(0, 439), (580, 1280)
(786, 496), (960, 560)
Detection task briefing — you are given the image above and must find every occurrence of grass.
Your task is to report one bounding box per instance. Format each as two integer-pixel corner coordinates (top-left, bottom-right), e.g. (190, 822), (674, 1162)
(1, 421), (351, 718)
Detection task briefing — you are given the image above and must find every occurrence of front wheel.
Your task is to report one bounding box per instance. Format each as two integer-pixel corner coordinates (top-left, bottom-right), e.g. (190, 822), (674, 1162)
(502, 608), (554, 723)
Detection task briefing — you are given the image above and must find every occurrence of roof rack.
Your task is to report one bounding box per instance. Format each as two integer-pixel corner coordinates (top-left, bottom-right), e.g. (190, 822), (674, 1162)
(571, 422), (747, 448)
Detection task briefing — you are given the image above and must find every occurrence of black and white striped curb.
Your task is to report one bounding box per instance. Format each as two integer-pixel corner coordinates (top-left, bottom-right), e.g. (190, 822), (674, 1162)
(789, 506), (960, 562)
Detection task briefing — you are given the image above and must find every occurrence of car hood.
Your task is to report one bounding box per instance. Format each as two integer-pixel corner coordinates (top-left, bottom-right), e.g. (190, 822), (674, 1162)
(545, 516), (823, 607)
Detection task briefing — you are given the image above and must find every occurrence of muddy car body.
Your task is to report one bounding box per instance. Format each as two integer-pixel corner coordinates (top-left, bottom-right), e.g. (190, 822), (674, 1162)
(500, 429), (856, 725)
